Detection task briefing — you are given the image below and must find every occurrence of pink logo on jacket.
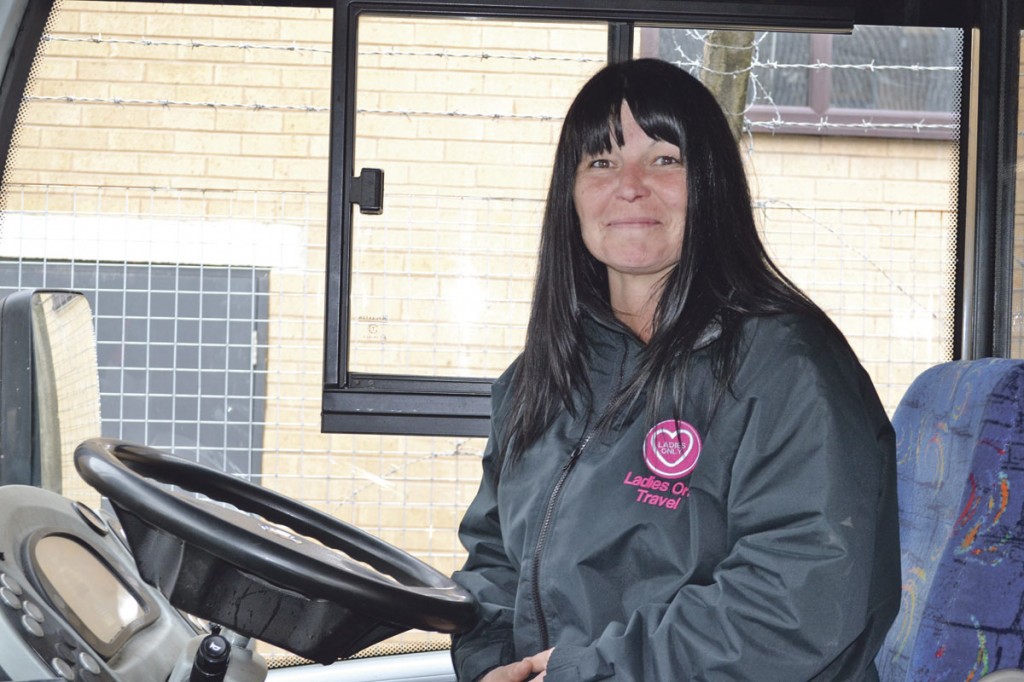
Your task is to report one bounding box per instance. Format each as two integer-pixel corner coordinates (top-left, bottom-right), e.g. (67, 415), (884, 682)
(643, 419), (702, 479)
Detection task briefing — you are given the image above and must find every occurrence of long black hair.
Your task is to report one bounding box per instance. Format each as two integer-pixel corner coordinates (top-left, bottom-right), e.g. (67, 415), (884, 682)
(500, 58), (831, 464)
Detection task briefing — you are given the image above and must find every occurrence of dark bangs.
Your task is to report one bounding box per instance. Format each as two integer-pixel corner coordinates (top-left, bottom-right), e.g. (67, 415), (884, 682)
(562, 62), (688, 164)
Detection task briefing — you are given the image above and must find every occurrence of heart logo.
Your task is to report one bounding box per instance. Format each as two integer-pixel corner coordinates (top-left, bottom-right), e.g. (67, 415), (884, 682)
(650, 428), (692, 467)
(643, 420), (701, 479)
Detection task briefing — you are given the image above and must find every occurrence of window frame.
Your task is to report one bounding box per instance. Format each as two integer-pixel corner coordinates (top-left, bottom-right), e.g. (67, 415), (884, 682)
(321, 0), (859, 437)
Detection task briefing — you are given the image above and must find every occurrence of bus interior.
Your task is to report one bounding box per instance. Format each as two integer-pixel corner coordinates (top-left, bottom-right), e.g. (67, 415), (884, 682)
(0, 0), (1022, 680)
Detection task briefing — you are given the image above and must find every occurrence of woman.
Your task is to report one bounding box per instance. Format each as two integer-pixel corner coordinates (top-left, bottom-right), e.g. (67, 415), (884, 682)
(451, 58), (900, 681)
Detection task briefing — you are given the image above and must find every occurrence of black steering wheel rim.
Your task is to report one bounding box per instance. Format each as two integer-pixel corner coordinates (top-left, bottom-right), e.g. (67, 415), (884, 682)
(74, 437), (478, 635)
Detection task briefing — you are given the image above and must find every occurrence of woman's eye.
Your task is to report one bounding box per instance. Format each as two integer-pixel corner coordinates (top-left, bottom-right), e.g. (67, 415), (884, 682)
(587, 158), (611, 169)
(654, 155), (681, 166)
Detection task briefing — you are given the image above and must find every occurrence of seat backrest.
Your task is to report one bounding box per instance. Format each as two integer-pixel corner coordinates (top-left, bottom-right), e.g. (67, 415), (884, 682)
(877, 359), (1024, 680)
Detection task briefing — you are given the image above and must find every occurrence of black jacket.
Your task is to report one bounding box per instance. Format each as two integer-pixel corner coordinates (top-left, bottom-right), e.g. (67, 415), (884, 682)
(452, 313), (901, 681)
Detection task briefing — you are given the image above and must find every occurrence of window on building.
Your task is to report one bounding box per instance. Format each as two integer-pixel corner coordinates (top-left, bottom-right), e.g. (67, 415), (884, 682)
(641, 25), (961, 139)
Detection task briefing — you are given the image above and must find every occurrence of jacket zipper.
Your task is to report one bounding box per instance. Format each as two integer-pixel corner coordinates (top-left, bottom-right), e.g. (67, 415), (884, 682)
(528, 333), (631, 651)
(530, 431), (592, 651)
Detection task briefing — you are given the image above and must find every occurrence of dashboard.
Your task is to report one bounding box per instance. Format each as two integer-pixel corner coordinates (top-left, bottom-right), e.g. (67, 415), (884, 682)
(0, 485), (196, 681)
(0, 483), (458, 682)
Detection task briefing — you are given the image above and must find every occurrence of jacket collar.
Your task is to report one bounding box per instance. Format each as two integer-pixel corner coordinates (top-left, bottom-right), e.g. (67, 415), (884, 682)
(581, 309), (723, 351)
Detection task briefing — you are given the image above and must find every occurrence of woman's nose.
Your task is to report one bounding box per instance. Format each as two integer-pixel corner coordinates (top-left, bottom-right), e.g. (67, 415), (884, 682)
(616, 163), (651, 200)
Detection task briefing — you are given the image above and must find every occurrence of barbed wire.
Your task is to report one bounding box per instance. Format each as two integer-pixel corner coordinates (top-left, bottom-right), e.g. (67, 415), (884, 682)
(33, 30), (960, 135)
(754, 198), (949, 321)
(672, 54), (959, 75)
(43, 34), (602, 64)
(44, 33), (332, 56)
(45, 32), (956, 72)
(23, 94), (956, 134)
(24, 94), (327, 112)
(360, 47), (605, 63)
(747, 118), (959, 134)
(26, 94), (330, 114)
(667, 38), (958, 128)
(22, 94), (560, 121)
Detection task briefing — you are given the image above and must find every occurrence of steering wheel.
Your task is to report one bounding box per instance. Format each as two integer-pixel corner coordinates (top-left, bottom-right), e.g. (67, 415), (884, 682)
(74, 437), (478, 663)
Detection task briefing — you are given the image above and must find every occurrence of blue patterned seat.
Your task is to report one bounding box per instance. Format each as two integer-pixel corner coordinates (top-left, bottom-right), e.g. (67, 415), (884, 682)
(877, 359), (1024, 680)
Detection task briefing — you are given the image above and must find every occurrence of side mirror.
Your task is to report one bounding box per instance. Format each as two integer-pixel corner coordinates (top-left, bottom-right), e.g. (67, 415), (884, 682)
(0, 290), (101, 493)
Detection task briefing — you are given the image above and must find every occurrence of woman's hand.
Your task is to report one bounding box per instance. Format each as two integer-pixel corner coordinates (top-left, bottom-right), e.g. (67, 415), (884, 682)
(480, 649), (554, 681)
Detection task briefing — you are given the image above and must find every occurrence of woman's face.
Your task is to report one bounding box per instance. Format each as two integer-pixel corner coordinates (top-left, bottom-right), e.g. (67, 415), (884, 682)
(573, 102), (688, 291)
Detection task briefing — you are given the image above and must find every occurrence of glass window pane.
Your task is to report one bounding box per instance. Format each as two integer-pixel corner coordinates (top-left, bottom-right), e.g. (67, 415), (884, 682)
(349, 16), (608, 378)
(751, 31), (812, 108)
(832, 26), (961, 111)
